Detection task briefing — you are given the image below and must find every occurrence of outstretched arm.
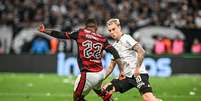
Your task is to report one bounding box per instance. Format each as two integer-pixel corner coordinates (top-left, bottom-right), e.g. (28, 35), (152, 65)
(38, 24), (68, 39)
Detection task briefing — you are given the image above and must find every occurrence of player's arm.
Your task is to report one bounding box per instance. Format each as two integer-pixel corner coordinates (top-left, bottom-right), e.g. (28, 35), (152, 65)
(104, 60), (116, 80)
(133, 43), (145, 76)
(38, 24), (78, 39)
(105, 45), (125, 80)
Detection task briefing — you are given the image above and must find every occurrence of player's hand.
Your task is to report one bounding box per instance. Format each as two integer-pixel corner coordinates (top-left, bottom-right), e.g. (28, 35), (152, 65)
(134, 67), (140, 77)
(38, 24), (46, 33)
(118, 72), (126, 80)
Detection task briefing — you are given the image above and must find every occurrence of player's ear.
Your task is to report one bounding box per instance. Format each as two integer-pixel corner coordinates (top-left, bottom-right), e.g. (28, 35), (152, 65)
(118, 25), (121, 31)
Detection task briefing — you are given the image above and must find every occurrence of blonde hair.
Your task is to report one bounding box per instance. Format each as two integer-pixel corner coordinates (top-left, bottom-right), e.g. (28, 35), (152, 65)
(106, 18), (120, 26)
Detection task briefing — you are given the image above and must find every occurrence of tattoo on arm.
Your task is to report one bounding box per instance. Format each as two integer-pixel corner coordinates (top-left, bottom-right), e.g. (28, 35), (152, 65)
(133, 43), (145, 68)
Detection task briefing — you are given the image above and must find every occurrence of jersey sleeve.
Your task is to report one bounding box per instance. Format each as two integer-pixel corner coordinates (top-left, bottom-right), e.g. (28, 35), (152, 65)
(105, 46), (120, 60)
(125, 35), (138, 49)
(65, 29), (79, 40)
(103, 40), (112, 49)
(49, 31), (66, 39)
(49, 29), (79, 40)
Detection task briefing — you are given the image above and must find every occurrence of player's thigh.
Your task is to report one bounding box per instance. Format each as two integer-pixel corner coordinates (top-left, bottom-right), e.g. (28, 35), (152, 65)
(86, 69), (105, 88)
(74, 74), (81, 91)
(134, 74), (153, 95)
(74, 70), (105, 96)
(74, 73), (91, 96)
(111, 77), (134, 93)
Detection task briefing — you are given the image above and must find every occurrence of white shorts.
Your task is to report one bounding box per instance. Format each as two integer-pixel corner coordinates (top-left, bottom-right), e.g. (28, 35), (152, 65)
(74, 69), (106, 96)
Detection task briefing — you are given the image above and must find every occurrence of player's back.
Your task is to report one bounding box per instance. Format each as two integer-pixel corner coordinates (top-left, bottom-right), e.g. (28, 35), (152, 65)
(76, 29), (108, 72)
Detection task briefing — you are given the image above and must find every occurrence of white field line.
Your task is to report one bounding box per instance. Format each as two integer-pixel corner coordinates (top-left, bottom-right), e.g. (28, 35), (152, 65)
(0, 92), (201, 98)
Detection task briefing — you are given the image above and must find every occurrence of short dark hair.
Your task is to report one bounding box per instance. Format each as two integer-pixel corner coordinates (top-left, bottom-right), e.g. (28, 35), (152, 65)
(85, 18), (98, 27)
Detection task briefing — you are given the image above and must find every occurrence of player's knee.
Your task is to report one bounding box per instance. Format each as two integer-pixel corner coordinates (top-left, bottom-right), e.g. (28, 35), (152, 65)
(143, 95), (152, 101)
(142, 92), (156, 101)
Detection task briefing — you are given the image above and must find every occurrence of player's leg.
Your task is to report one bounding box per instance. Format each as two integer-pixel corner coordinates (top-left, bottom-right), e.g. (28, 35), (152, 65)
(93, 82), (105, 97)
(102, 77), (134, 99)
(142, 92), (162, 101)
(135, 74), (162, 101)
(90, 69), (113, 101)
(93, 82), (114, 101)
(74, 72), (89, 101)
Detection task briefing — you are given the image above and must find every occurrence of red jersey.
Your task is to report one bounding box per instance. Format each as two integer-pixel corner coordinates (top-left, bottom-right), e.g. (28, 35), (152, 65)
(65, 29), (112, 72)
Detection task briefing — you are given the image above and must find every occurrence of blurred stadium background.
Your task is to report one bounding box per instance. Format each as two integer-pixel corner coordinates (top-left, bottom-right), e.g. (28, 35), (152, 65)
(0, 0), (201, 101)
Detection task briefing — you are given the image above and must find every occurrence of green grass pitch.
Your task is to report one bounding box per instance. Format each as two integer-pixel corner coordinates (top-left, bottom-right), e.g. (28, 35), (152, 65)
(0, 73), (201, 101)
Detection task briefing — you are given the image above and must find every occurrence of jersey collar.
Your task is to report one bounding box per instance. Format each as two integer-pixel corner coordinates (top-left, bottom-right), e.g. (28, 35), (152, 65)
(117, 33), (125, 42)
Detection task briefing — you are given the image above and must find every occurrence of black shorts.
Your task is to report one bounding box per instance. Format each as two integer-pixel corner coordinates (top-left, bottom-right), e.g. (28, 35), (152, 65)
(111, 74), (152, 95)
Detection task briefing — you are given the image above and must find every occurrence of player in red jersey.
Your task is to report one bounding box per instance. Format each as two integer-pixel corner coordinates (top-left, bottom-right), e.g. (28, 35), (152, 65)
(38, 18), (125, 101)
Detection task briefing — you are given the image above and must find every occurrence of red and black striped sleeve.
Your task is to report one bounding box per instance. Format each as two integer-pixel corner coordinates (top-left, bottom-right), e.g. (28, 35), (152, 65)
(49, 30), (79, 40)
(65, 30), (79, 39)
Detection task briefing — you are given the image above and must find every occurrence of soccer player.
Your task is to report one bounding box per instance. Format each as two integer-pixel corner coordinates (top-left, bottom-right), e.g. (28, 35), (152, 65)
(103, 18), (162, 101)
(38, 18), (125, 101)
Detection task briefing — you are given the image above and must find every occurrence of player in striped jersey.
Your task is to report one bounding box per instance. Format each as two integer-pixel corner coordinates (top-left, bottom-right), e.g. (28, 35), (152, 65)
(38, 18), (125, 101)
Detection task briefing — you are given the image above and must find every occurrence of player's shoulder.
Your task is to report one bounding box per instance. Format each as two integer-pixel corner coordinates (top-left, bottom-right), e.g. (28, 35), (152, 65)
(122, 34), (132, 39)
(95, 34), (108, 43)
(82, 28), (107, 41)
(96, 34), (107, 42)
(82, 28), (91, 33)
(78, 28), (92, 34)
(82, 29), (103, 37)
(122, 34), (136, 41)
(94, 31), (105, 38)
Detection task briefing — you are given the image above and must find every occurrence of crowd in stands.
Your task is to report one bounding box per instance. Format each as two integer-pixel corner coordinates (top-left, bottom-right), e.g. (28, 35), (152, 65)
(0, 0), (201, 55)
(154, 35), (185, 55)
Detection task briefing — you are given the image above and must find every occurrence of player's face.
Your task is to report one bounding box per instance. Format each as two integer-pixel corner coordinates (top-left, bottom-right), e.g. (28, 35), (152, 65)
(107, 23), (121, 40)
